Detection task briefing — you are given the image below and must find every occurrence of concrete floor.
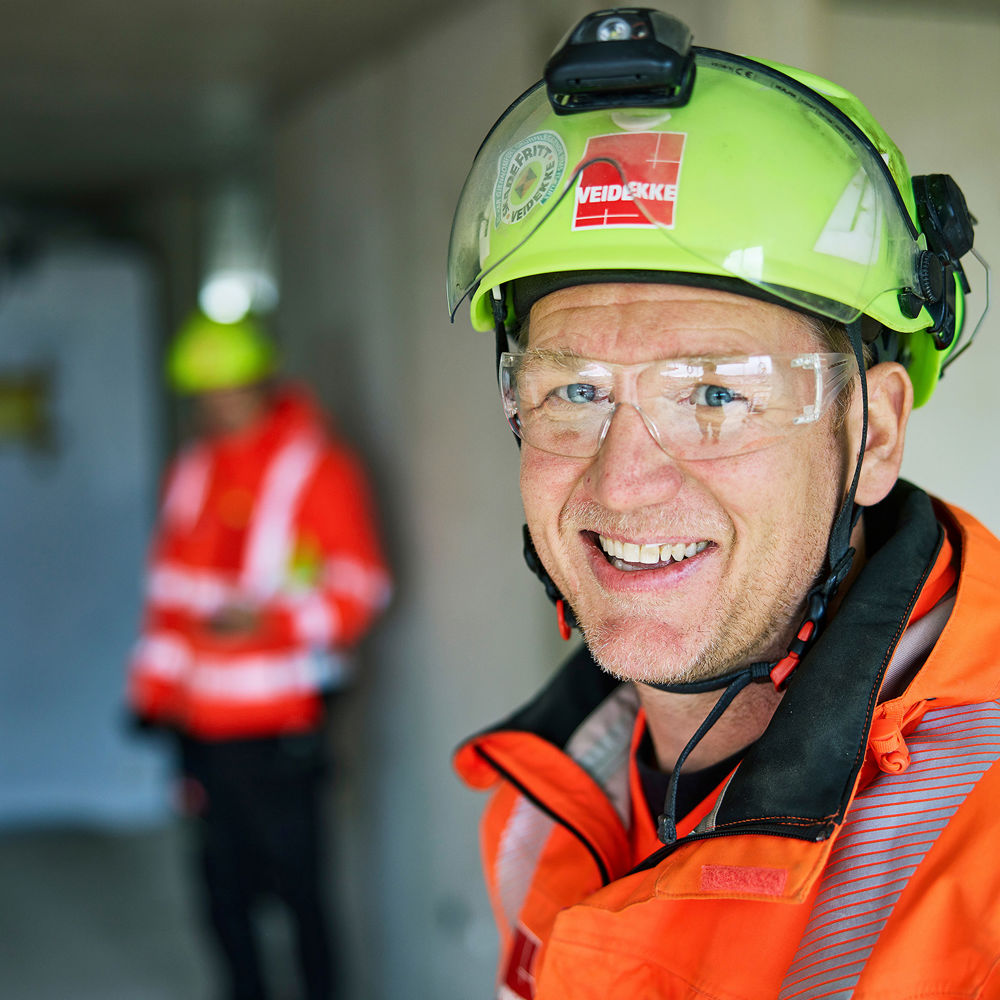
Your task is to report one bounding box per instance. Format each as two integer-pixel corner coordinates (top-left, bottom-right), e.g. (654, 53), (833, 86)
(0, 822), (338, 1000)
(0, 824), (212, 999)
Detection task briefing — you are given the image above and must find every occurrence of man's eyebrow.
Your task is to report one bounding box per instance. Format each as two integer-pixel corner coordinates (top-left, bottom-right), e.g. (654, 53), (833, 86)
(520, 347), (589, 366)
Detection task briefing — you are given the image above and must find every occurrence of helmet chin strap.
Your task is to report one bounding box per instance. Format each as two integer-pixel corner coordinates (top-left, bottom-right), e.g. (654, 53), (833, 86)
(492, 287), (510, 377)
(505, 292), (871, 846)
(648, 318), (869, 844)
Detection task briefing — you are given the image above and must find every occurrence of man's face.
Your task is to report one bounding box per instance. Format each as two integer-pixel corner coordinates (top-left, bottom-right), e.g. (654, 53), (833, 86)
(194, 384), (269, 437)
(520, 283), (849, 685)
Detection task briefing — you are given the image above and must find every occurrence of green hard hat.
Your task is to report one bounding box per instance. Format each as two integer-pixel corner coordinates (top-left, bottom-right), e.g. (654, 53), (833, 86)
(447, 20), (978, 407)
(166, 311), (277, 394)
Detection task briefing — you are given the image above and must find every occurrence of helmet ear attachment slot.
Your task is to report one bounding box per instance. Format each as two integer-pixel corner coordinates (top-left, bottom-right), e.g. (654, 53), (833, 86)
(867, 325), (903, 370)
(898, 261), (959, 351)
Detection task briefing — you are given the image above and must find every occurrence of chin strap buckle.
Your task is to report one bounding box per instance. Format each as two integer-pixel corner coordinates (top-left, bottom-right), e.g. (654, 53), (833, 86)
(769, 617), (818, 691)
(769, 588), (826, 689)
(769, 548), (854, 691)
(556, 599), (574, 641)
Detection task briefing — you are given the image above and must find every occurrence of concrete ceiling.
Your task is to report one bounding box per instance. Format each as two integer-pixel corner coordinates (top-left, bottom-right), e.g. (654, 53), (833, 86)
(3, 0), (996, 198)
(0, 0), (465, 196)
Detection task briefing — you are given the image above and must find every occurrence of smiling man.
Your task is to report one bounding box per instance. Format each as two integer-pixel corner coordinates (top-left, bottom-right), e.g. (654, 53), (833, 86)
(449, 8), (999, 1000)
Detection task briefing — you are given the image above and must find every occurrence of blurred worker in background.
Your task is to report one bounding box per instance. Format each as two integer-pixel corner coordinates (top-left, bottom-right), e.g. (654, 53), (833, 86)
(127, 311), (391, 1000)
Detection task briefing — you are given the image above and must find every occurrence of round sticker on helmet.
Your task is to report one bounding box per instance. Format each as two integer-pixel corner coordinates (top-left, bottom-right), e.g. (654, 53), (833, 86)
(494, 131), (567, 228)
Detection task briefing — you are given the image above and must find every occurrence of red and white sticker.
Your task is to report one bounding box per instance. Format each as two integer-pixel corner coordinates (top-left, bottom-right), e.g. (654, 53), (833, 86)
(498, 924), (541, 999)
(572, 131), (686, 230)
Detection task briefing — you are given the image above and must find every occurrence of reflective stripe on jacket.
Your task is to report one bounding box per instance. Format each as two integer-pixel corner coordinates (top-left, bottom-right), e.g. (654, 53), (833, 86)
(128, 386), (391, 739)
(455, 483), (1000, 998)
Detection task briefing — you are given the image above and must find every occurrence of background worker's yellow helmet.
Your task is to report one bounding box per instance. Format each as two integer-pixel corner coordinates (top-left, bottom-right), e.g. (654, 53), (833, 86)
(166, 312), (277, 394)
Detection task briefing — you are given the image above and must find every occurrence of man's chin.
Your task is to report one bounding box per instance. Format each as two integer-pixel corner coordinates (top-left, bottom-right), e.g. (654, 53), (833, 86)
(581, 618), (705, 687)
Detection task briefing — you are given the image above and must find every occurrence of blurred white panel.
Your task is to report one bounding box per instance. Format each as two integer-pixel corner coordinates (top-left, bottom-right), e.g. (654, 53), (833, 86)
(0, 245), (169, 827)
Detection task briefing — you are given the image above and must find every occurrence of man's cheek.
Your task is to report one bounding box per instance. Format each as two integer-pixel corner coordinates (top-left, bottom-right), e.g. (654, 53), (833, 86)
(520, 457), (562, 533)
(520, 452), (589, 589)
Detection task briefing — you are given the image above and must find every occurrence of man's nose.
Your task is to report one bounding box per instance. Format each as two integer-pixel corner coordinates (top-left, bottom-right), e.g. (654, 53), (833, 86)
(585, 402), (684, 511)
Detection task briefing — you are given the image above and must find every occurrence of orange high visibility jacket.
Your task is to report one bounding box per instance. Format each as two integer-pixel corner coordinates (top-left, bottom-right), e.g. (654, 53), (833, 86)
(455, 483), (1000, 999)
(128, 386), (391, 740)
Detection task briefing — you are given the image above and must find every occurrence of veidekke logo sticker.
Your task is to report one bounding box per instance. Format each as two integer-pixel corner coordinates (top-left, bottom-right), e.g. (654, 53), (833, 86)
(573, 131), (686, 230)
(495, 131), (567, 228)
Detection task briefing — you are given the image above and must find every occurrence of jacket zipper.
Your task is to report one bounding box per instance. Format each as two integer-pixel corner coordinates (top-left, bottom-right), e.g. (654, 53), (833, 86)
(475, 746), (612, 886)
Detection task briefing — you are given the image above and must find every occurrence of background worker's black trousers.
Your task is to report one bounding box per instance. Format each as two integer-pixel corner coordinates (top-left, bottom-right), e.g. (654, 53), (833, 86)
(180, 733), (335, 1000)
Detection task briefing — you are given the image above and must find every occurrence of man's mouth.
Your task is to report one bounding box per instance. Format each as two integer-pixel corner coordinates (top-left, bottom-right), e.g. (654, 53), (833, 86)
(596, 533), (710, 572)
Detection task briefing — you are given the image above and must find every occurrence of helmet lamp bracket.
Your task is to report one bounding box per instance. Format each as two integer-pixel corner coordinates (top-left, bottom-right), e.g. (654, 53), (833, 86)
(906, 173), (976, 349)
(544, 8), (695, 114)
(914, 174), (974, 263)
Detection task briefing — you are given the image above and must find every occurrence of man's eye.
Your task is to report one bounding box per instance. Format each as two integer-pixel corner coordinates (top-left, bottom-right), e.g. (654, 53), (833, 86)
(554, 383), (600, 404)
(690, 384), (741, 407)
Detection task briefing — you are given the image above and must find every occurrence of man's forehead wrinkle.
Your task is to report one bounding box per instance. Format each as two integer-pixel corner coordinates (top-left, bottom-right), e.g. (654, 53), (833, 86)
(531, 281), (809, 315)
(533, 281), (748, 311)
(529, 289), (817, 359)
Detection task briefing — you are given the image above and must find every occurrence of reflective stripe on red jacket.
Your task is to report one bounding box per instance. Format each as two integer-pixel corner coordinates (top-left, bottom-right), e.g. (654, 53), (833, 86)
(455, 483), (1000, 998)
(128, 386), (391, 739)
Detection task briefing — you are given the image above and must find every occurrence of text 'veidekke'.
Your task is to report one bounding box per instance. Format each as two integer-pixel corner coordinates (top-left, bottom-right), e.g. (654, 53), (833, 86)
(575, 182), (678, 204)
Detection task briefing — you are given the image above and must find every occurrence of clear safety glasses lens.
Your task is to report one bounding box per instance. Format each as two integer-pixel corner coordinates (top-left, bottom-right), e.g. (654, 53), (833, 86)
(499, 351), (857, 460)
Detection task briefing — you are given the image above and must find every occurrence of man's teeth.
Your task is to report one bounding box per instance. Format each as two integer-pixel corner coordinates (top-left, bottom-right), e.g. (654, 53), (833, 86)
(598, 535), (709, 566)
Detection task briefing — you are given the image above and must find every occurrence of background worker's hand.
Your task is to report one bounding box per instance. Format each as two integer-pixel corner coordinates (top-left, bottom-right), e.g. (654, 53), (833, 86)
(206, 603), (261, 637)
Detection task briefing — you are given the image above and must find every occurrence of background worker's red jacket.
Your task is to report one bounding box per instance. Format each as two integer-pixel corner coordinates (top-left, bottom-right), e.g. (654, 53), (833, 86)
(456, 482), (1000, 999)
(128, 386), (391, 740)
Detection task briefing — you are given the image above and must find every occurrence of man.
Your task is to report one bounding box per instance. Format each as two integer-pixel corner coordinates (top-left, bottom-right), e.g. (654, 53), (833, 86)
(127, 311), (391, 1000)
(449, 9), (998, 998)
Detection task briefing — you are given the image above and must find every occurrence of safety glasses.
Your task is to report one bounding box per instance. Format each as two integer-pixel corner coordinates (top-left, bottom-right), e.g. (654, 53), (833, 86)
(499, 350), (857, 460)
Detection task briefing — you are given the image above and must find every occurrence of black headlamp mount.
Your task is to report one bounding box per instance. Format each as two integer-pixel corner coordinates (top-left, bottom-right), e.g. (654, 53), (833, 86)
(544, 8), (695, 114)
(901, 173), (975, 350)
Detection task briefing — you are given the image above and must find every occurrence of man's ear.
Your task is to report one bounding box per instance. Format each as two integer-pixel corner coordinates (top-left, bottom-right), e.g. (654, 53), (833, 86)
(850, 361), (913, 507)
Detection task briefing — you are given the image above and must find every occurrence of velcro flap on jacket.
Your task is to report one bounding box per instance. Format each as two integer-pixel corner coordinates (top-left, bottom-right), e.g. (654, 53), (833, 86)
(654, 831), (836, 904)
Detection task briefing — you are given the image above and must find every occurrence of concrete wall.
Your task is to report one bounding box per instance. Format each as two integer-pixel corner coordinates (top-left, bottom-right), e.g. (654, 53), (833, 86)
(271, 1), (1000, 996)
(825, 6), (1000, 528)
(274, 3), (572, 995)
